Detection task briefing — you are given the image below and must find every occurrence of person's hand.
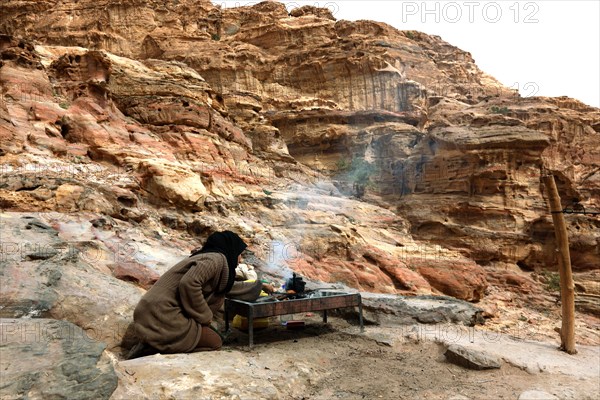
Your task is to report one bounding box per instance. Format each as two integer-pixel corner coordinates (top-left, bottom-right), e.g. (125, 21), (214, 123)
(262, 283), (275, 294)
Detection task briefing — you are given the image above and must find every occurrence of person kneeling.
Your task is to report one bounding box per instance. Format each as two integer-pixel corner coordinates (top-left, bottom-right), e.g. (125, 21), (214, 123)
(130, 231), (271, 356)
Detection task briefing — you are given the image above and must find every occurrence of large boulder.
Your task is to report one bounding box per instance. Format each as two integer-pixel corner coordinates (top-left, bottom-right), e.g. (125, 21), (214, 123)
(0, 318), (118, 399)
(360, 294), (484, 326)
(0, 213), (145, 351)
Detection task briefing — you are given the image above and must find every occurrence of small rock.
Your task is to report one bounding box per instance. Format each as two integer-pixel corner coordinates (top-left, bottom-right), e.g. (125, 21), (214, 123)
(138, 159), (207, 209)
(55, 183), (84, 209)
(24, 219), (54, 231)
(30, 187), (54, 201)
(518, 390), (559, 400)
(90, 217), (111, 228)
(444, 344), (501, 370)
(25, 247), (59, 260)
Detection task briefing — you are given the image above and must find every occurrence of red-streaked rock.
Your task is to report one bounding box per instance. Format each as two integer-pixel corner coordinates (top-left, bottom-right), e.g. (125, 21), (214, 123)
(111, 262), (160, 290)
(417, 260), (488, 302)
(0, 1), (597, 324)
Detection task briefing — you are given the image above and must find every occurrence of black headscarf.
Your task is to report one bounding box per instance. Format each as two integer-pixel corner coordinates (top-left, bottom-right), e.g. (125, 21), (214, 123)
(191, 231), (247, 294)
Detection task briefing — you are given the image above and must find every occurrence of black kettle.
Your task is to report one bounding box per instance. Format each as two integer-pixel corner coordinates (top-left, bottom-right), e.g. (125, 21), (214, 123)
(285, 273), (306, 293)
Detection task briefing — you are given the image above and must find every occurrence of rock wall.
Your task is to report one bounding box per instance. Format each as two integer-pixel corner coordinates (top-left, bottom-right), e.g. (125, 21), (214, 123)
(0, 0), (600, 378)
(0, 4), (599, 396)
(0, 22), (493, 303)
(1, 0), (598, 297)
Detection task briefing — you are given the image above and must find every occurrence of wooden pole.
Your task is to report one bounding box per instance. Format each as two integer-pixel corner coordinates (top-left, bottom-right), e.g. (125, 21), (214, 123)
(542, 175), (577, 354)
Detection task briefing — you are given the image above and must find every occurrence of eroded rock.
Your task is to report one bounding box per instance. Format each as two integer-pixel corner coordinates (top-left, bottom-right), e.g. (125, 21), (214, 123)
(444, 344), (502, 370)
(360, 294), (485, 326)
(0, 213), (150, 350)
(0, 318), (117, 400)
(0, 0), (597, 330)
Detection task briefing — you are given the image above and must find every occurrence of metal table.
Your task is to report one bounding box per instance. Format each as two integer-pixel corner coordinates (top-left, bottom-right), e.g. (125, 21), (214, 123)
(224, 292), (364, 348)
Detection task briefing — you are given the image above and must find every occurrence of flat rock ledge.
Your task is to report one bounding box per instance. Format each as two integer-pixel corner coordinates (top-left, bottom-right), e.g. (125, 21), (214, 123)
(361, 293), (484, 326)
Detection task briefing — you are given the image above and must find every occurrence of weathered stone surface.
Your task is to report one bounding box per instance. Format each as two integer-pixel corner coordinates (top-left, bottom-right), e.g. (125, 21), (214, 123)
(416, 259), (487, 302)
(518, 390), (559, 400)
(138, 159), (208, 209)
(113, 328), (599, 399)
(416, 326), (600, 378)
(0, 318), (117, 400)
(0, 1), (598, 398)
(360, 294), (484, 326)
(0, 0), (597, 359)
(444, 344), (502, 370)
(394, 97), (600, 273)
(111, 352), (287, 399)
(0, 213), (168, 350)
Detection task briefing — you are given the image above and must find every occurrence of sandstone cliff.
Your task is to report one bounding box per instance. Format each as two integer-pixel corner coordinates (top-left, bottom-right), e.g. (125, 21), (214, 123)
(0, 0), (600, 397)
(0, 2), (599, 396)
(2, 0), (598, 293)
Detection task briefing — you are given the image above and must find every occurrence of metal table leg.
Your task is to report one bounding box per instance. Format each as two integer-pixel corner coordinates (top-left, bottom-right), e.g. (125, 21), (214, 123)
(248, 306), (254, 349)
(224, 301), (229, 332)
(358, 299), (364, 333)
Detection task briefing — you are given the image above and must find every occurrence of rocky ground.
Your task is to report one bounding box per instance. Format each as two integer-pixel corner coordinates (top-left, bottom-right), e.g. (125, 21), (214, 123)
(110, 316), (599, 400)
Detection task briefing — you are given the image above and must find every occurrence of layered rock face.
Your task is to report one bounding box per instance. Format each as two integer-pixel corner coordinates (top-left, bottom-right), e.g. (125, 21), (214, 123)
(3, 0), (597, 283)
(0, 0), (598, 359)
(1, 0), (599, 397)
(7, 0), (596, 270)
(0, 1), (502, 302)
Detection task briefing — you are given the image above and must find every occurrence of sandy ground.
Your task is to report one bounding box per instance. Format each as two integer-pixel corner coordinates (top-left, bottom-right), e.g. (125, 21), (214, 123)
(113, 314), (600, 400)
(238, 320), (599, 400)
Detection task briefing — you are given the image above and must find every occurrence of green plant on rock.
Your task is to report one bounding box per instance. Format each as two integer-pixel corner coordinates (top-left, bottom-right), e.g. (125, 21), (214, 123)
(542, 271), (560, 292)
(490, 106), (509, 114)
(518, 314), (528, 322)
(336, 158), (350, 170)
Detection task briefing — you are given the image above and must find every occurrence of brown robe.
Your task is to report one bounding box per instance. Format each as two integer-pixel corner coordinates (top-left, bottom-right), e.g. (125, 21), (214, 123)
(133, 252), (229, 353)
(133, 252), (262, 353)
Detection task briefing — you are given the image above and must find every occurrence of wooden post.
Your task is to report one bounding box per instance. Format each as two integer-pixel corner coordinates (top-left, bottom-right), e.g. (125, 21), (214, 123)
(542, 175), (577, 354)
